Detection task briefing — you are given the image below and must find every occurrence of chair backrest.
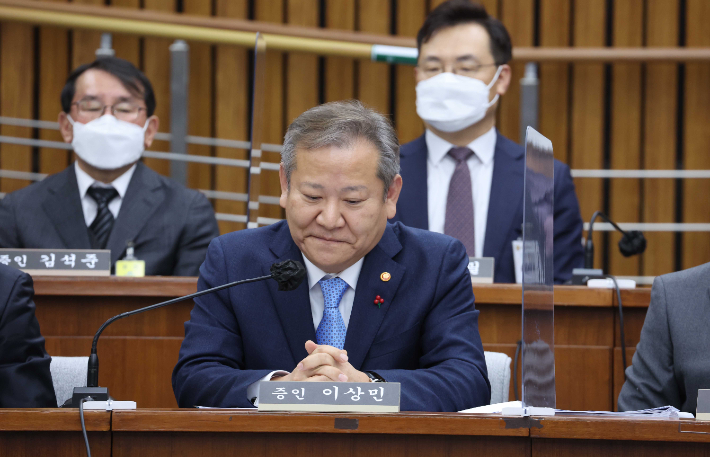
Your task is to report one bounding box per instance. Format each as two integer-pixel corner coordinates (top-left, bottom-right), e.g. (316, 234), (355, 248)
(484, 351), (512, 404)
(49, 356), (88, 407)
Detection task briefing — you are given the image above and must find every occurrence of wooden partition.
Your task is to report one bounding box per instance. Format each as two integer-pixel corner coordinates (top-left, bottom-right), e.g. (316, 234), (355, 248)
(33, 276), (650, 410)
(0, 0), (708, 277)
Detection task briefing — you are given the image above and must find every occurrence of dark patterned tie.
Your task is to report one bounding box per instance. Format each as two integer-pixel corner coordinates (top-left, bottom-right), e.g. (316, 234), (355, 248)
(444, 146), (476, 256)
(87, 186), (119, 249)
(316, 277), (349, 350)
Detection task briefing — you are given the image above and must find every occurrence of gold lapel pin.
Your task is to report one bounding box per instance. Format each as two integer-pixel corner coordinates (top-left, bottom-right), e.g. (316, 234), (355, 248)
(380, 272), (391, 282)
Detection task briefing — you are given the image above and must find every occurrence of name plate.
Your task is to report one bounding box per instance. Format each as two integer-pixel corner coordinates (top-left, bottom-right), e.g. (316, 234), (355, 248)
(0, 249), (111, 276)
(258, 381), (400, 413)
(468, 257), (495, 283)
(697, 389), (710, 421)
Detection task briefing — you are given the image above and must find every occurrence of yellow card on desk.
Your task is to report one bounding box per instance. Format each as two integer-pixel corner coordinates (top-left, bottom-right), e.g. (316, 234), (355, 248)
(115, 260), (146, 277)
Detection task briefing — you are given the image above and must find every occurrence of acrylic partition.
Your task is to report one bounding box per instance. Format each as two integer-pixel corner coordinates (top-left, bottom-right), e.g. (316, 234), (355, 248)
(521, 126), (556, 408)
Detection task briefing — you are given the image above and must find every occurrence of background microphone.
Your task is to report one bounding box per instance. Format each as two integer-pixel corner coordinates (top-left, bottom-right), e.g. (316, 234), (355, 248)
(69, 260), (306, 407)
(584, 211), (646, 269)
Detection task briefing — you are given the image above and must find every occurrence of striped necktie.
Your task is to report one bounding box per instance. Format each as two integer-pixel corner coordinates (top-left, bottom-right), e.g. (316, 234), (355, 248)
(87, 186), (119, 249)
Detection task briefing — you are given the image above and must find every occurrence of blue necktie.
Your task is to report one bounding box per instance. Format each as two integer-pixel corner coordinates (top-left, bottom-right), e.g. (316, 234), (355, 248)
(316, 277), (349, 349)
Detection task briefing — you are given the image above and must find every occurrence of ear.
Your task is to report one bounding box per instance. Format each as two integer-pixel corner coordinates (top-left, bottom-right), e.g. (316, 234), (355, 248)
(58, 112), (74, 143)
(143, 115), (160, 149)
(384, 174), (403, 220)
(494, 64), (512, 97)
(279, 162), (289, 209)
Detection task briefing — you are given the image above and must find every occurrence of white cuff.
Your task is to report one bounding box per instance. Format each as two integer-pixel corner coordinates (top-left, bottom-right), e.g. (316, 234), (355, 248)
(247, 370), (289, 406)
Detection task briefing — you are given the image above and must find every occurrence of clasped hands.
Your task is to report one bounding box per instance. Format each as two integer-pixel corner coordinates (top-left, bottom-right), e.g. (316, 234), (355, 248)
(271, 340), (370, 383)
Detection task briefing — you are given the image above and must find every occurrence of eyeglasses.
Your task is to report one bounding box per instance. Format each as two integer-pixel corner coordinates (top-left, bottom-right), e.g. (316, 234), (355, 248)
(419, 62), (497, 78)
(72, 99), (147, 122)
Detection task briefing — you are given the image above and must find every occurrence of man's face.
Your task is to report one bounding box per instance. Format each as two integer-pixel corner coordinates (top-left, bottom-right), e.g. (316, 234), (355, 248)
(415, 23), (511, 105)
(58, 69), (159, 149)
(279, 140), (402, 273)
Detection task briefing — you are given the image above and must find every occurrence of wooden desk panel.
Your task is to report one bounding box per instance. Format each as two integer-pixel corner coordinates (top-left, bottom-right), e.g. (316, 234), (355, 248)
(32, 277), (652, 410)
(112, 410), (530, 457)
(0, 409), (111, 457)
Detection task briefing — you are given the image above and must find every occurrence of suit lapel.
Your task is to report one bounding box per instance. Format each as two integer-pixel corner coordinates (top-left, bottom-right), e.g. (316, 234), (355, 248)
(483, 132), (524, 260)
(105, 163), (165, 264)
(344, 225), (404, 370)
(397, 135), (429, 230)
(265, 222), (315, 366)
(41, 166), (91, 249)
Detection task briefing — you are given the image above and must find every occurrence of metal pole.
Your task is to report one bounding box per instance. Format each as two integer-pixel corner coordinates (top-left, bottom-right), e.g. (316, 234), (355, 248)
(169, 40), (189, 185)
(95, 33), (115, 58)
(519, 62), (539, 144)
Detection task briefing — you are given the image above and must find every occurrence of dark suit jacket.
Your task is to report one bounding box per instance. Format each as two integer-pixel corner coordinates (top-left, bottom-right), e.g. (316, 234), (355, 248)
(618, 262), (710, 413)
(172, 220), (490, 412)
(0, 264), (56, 407)
(392, 132), (584, 284)
(0, 162), (220, 276)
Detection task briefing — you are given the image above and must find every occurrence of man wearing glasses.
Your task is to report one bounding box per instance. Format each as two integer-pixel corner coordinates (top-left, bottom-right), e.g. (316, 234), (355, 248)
(391, 0), (584, 284)
(0, 57), (219, 276)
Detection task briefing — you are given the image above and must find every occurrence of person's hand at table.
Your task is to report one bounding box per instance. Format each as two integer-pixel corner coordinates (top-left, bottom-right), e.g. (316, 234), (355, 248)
(271, 340), (370, 383)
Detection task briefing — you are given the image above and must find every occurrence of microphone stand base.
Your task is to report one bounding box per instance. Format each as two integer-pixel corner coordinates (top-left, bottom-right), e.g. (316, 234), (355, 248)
(69, 386), (110, 408)
(571, 268), (604, 285)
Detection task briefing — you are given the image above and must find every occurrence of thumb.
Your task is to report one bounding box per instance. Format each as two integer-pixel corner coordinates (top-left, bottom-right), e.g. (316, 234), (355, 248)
(305, 339), (318, 354)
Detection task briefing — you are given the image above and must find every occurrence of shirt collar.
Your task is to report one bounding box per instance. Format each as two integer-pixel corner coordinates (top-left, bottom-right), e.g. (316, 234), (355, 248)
(74, 161), (137, 199)
(302, 255), (365, 291)
(425, 127), (497, 166)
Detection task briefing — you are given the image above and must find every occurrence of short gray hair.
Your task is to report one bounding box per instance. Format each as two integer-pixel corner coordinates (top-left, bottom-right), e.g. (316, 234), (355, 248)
(281, 100), (400, 198)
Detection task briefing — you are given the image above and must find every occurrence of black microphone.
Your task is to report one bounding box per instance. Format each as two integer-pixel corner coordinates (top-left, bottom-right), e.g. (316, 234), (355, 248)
(69, 259), (306, 407)
(584, 211), (646, 269)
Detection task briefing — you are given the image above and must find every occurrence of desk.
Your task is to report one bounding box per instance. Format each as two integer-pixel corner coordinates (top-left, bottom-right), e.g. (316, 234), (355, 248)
(32, 277), (651, 410)
(0, 409), (111, 457)
(5, 409), (709, 456)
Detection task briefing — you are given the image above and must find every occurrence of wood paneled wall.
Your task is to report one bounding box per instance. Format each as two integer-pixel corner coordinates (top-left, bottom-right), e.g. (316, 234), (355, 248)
(0, 0), (708, 276)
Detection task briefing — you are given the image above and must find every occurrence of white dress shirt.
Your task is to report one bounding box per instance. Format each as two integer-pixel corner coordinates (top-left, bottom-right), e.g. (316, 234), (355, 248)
(425, 127), (497, 258)
(246, 256), (365, 405)
(74, 161), (136, 227)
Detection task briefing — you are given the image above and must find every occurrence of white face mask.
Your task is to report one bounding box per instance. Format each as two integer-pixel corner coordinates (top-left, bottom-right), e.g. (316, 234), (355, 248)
(68, 114), (148, 170)
(416, 66), (503, 133)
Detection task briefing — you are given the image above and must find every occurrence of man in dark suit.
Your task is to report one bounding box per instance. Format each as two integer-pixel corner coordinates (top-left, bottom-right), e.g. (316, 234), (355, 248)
(618, 262), (710, 414)
(0, 264), (56, 407)
(0, 57), (219, 276)
(173, 101), (490, 412)
(392, 0), (584, 283)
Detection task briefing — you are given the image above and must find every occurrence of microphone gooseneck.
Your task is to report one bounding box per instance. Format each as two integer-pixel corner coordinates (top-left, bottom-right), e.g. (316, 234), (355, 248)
(86, 260), (306, 387)
(584, 211), (646, 269)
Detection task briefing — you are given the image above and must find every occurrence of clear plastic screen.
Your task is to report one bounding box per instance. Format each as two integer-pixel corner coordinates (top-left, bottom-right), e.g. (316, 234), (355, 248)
(521, 127), (556, 408)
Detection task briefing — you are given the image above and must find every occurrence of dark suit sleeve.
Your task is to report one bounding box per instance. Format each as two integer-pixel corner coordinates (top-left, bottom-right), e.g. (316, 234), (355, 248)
(374, 240), (491, 412)
(618, 275), (680, 411)
(172, 191), (220, 276)
(0, 270), (56, 407)
(172, 237), (272, 407)
(0, 191), (21, 248)
(553, 162), (584, 283)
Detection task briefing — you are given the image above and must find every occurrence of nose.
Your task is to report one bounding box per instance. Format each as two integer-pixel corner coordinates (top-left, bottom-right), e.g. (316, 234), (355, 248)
(316, 199), (345, 230)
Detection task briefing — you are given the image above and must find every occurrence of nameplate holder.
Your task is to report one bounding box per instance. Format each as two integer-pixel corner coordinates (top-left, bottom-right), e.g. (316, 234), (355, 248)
(468, 257), (495, 284)
(0, 249), (110, 276)
(697, 390), (710, 421)
(115, 259), (146, 277)
(258, 381), (400, 413)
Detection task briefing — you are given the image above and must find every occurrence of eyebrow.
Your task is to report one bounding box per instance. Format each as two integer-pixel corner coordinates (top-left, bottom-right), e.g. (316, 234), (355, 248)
(301, 182), (324, 190)
(78, 95), (136, 103)
(341, 185), (367, 192)
(422, 54), (482, 64)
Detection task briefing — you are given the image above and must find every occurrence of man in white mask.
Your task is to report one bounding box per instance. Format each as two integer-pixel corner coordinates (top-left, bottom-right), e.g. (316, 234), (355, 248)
(392, 0), (584, 283)
(0, 57), (219, 276)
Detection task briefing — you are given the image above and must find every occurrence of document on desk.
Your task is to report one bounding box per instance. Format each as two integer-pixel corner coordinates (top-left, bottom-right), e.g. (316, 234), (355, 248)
(460, 402), (693, 419)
